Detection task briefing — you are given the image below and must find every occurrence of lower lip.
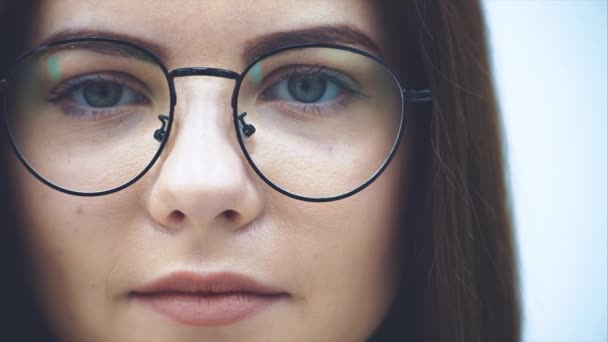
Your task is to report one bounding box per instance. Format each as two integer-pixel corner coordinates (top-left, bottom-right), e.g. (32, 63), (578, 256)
(132, 292), (283, 326)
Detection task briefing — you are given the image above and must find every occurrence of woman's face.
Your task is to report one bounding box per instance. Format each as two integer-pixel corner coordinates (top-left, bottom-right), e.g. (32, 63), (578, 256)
(12, 1), (406, 341)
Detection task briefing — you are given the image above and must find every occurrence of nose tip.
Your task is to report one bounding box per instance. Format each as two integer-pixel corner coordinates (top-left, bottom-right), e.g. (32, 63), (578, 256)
(154, 166), (254, 230)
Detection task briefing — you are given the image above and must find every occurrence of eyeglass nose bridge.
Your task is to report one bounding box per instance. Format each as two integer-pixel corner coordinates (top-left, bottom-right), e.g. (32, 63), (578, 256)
(169, 67), (240, 80)
(165, 67), (254, 140)
(168, 67), (241, 109)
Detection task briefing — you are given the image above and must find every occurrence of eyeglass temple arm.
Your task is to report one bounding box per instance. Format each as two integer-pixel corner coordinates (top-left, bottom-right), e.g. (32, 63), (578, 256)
(403, 89), (432, 103)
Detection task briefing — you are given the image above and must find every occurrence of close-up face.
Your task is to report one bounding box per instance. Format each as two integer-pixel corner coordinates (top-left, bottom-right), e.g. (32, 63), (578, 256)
(8, 1), (409, 341)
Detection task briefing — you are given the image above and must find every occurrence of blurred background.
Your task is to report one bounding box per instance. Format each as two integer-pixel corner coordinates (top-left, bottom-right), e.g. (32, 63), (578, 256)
(482, 1), (607, 341)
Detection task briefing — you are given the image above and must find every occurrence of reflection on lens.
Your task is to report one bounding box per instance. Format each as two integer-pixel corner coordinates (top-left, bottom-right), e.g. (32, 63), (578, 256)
(237, 46), (404, 200)
(4, 40), (170, 194)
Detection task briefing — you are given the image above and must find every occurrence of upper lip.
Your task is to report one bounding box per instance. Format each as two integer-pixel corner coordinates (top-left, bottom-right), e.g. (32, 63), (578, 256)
(131, 271), (287, 296)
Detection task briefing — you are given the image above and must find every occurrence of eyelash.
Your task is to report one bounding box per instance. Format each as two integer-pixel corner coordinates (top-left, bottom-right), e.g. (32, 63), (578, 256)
(44, 66), (360, 121)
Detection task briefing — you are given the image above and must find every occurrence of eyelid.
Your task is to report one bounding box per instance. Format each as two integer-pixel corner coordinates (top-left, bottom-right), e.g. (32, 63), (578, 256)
(46, 71), (151, 102)
(258, 64), (362, 95)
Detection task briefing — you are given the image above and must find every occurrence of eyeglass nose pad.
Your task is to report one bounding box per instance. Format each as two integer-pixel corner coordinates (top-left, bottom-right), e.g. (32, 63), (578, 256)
(154, 114), (170, 142)
(238, 112), (256, 138)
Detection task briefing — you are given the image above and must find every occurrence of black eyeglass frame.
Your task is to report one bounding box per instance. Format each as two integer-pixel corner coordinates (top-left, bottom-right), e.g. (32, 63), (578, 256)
(0, 37), (432, 202)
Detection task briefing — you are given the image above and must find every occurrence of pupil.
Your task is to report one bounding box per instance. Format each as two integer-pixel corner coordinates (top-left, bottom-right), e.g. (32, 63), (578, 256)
(83, 82), (122, 107)
(288, 76), (326, 103)
(300, 80), (312, 92)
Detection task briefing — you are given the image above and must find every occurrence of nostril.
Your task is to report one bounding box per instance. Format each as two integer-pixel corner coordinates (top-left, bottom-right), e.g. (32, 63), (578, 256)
(223, 210), (239, 221)
(168, 210), (186, 223)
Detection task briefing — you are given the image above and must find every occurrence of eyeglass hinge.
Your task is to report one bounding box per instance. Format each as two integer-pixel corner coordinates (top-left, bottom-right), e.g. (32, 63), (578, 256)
(403, 89), (432, 103)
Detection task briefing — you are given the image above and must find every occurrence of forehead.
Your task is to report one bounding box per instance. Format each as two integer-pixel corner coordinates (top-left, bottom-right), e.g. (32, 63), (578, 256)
(33, 0), (389, 68)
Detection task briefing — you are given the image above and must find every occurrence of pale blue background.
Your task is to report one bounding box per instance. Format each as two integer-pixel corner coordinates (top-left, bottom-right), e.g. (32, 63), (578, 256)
(482, 1), (607, 341)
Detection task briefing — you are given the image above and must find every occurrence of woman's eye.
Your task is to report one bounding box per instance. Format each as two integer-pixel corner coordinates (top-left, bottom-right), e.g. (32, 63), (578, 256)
(46, 75), (152, 121)
(265, 74), (344, 103)
(70, 80), (144, 108)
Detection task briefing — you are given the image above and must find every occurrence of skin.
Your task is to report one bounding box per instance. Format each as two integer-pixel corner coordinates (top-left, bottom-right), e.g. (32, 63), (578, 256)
(11, 1), (407, 341)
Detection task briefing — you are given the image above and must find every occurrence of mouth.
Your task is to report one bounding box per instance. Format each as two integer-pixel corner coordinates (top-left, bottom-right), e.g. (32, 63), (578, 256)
(129, 272), (289, 326)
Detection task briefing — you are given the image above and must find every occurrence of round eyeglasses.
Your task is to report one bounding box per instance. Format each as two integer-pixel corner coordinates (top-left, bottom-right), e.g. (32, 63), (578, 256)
(0, 38), (431, 202)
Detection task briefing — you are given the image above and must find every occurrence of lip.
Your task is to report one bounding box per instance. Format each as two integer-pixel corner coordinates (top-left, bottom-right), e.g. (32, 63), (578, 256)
(130, 272), (288, 326)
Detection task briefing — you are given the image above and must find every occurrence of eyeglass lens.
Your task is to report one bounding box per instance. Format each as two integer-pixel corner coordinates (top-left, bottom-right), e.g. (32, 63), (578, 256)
(237, 47), (403, 199)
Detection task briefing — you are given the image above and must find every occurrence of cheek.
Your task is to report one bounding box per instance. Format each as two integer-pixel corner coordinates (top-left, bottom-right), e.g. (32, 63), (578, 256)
(11, 160), (140, 339)
(270, 151), (405, 339)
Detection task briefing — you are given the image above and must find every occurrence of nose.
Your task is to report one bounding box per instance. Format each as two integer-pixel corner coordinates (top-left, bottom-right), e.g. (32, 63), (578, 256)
(145, 78), (264, 234)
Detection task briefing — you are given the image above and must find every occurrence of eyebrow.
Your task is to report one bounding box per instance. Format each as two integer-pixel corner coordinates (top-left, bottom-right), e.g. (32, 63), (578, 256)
(36, 29), (172, 62)
(242, 25), (382, 62)
(36, 24), (381, 66)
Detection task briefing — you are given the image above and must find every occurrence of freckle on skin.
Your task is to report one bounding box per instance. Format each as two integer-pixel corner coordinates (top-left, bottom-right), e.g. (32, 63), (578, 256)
(75, 206), (83, 215)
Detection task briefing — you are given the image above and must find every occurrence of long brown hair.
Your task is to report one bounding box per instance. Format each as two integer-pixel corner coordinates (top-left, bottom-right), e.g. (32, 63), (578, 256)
(371, 1), (521, 341)
(1, 1), (520, 341)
